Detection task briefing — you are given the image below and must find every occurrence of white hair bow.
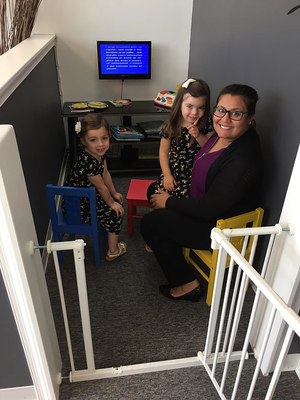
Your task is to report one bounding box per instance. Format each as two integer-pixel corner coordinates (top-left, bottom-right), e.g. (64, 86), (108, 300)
(182, 78), (196, 88)
(75, 121), (81, 134)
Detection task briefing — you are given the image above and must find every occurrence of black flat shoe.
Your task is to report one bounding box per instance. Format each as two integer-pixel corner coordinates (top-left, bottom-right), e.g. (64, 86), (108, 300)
(159, 285), (201, 302)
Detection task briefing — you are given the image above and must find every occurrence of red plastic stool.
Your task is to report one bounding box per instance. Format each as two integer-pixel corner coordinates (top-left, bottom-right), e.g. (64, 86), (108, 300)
(126, 179), (155, 235)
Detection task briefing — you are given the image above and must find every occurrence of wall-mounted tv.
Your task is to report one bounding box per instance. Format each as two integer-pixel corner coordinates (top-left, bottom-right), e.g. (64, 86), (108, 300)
(97, 41), (151, 80)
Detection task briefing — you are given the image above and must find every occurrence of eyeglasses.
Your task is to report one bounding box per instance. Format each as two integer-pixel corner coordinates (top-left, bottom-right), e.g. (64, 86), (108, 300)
(213, 106), (248, 121)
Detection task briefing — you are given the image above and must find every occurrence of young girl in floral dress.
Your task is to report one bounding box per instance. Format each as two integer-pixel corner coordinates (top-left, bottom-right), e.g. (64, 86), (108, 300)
(147, 78), (213, 200)
(64, 113), (126, 261)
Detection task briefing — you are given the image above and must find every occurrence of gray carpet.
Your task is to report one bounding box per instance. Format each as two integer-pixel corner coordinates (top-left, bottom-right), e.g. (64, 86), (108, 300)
(45, 172), (300, 399)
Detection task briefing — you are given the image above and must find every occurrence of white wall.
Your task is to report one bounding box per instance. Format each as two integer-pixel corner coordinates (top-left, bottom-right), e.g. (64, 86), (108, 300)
(33, 0), (193, 102)
(251, 144), (300, 374)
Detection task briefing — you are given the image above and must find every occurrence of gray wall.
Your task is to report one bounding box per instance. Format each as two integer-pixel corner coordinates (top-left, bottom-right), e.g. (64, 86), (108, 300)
(0, 47), (66, 388)
(0, 270), (32, 388)
(189, 0), (300, 225)
(188, 0), (300, 351)
(0, 48), (66, 244)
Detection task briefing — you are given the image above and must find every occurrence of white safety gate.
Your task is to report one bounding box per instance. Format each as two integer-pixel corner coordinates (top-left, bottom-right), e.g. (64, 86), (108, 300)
(48, 224), (300, 399)
(200, 224), (300, 399)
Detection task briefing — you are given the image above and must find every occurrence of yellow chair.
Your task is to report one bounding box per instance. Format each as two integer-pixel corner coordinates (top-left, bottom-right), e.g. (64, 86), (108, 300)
(184, 207), (264, 306)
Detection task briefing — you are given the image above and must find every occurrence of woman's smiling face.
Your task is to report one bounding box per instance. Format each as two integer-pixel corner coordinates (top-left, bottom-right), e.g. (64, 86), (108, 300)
(213, 94), (253, 144)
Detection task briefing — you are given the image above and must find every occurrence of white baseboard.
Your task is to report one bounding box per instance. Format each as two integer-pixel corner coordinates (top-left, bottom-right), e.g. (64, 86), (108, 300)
(42, 151), (68, 271)
(282, 353), (300, 375)
(0, 386), (37, 400)
(57, 149), (69, 188)
(296, 355), (300, 379)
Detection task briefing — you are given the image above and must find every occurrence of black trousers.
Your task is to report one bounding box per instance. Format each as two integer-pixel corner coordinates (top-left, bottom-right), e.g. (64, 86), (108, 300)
(147, 181), (156, 201)
(140, 208), (216, 287)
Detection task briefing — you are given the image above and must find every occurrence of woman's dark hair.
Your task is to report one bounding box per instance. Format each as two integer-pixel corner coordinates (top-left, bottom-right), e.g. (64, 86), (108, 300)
(216, 84), (259, 115)
(79, 113), (110, 139)
(161, 78), (211, 142)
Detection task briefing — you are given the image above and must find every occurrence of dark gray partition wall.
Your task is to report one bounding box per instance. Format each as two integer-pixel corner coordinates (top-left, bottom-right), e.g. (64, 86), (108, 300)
(188, 1), (300, 227)
(188, 1), (300, 352)
(0, 46), (65, 389)
(0, 270), (33, 388)
(0, 47), (66, 244)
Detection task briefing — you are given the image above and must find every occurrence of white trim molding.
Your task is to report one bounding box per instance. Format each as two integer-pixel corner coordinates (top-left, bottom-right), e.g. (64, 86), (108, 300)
(0, 386), (37, 400)
(282, 353), (300, 376)
(0, 126), (61, 399)
(42, 150), (68, 270)
(0, 34), (56, 107)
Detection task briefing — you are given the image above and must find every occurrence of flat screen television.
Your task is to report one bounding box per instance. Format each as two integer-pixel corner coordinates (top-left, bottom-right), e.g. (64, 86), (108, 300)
(97, 41), (151, 80)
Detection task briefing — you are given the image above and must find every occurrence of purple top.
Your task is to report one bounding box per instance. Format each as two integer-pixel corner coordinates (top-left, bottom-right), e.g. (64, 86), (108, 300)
(190, 136), (226, 198)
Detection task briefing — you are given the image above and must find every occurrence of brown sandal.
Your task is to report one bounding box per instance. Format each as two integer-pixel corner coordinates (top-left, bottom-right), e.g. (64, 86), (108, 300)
(106, 242), (127, 261)
(145, 244), (153, 253)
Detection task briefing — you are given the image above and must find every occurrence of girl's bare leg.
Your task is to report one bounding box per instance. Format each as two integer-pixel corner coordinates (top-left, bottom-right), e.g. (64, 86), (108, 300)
(108, 232), (119, 254)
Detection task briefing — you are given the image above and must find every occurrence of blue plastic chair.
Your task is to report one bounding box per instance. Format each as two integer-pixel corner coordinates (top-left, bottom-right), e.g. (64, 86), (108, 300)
(46, 184), (107, 267)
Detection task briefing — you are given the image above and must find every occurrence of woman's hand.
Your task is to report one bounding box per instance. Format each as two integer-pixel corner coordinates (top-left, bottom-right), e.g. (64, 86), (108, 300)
(150, 188), (171, 210)
(113, 192), (123, 204)
(163, 174), (177, 192)
(111, 201), (125, 217)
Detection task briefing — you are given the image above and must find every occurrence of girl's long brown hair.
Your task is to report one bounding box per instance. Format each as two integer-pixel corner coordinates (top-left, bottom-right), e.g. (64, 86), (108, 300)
(161, 79), (211, 142)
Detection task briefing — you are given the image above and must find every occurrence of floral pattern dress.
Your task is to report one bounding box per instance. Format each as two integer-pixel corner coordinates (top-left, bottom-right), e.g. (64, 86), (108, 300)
(64, 150), (123, 235)
(154, 116), (213, 198)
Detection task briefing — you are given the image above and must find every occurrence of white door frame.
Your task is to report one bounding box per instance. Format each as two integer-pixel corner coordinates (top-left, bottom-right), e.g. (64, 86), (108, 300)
(0, 125), (61, 399)
(250, 144), (300, 374)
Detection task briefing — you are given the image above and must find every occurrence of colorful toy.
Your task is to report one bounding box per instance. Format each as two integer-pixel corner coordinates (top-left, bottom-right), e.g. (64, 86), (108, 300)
(109, 99), (132, 107)
(87, 101), (108, 109)
(71, 102), (89, 109)
(154, 89), (177, 109)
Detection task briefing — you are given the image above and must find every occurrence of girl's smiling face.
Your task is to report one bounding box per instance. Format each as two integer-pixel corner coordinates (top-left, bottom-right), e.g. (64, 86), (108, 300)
(181, 94), (207, 126)
(81, 126), (110, 159)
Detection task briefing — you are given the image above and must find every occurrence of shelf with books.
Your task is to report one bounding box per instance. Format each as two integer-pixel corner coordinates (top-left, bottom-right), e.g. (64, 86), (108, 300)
(110, 126), (144, 141)
(106, 140), (160, 172)
(62, 100), (167, 169)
